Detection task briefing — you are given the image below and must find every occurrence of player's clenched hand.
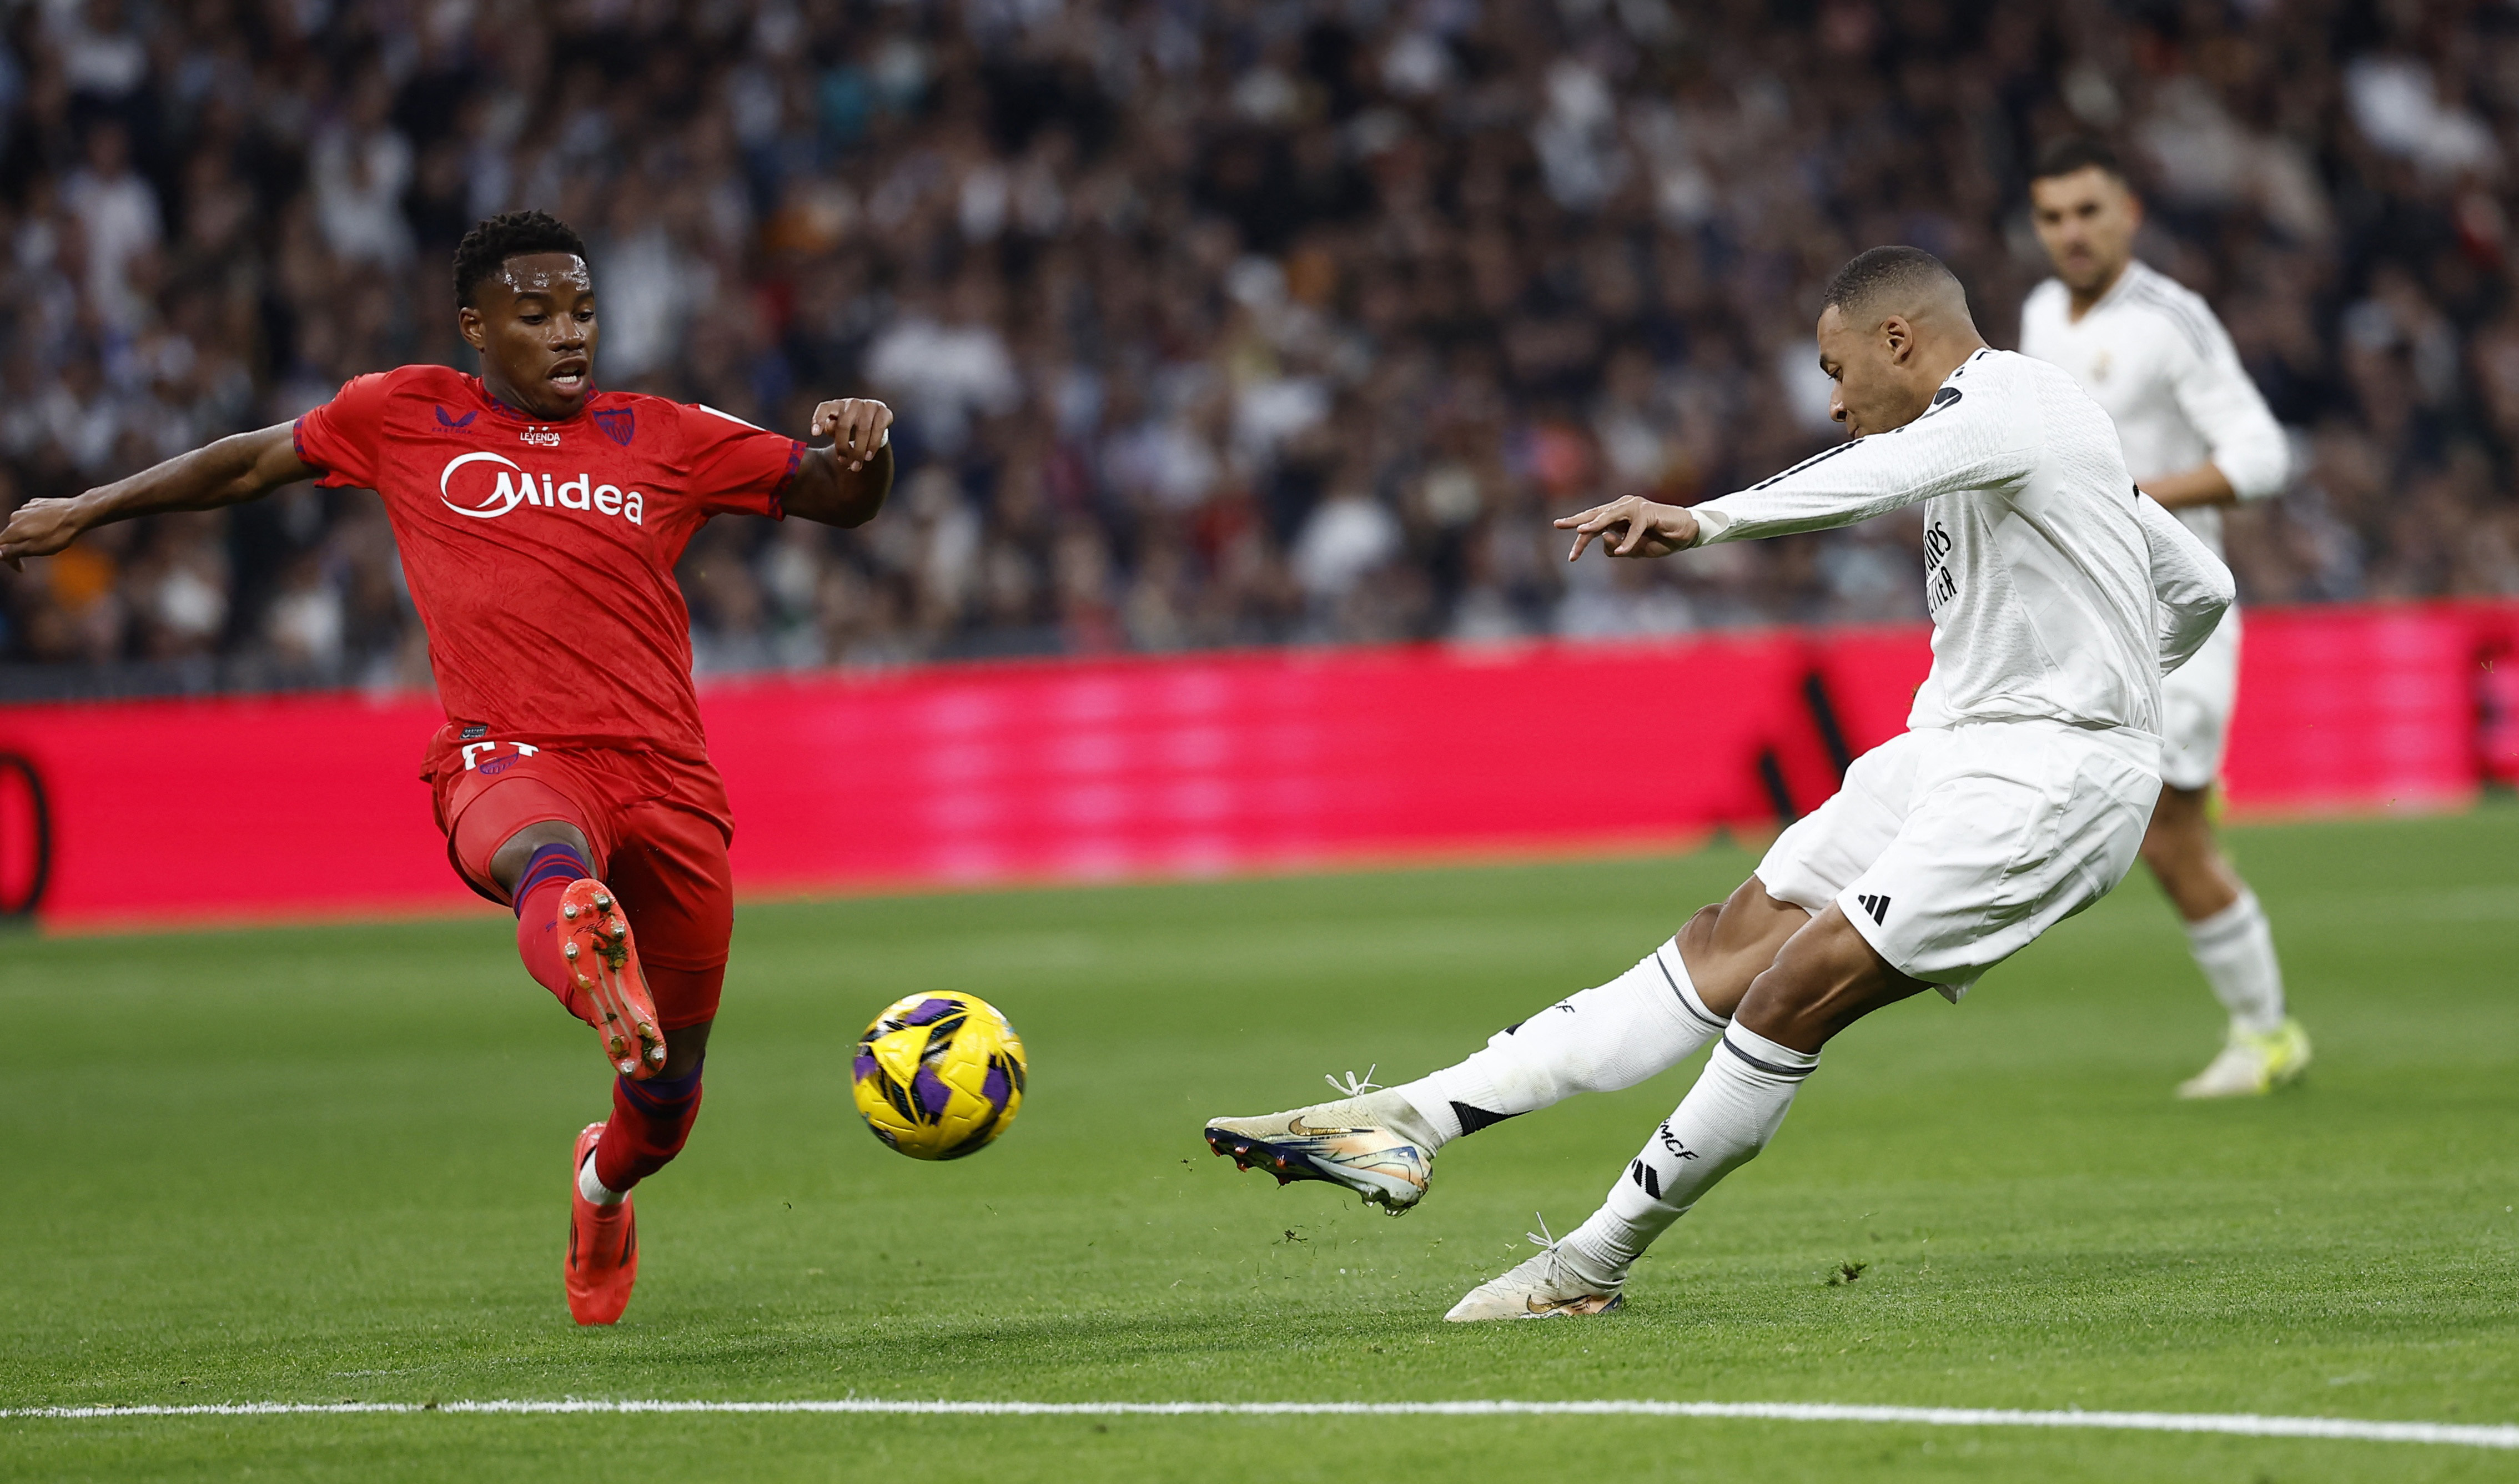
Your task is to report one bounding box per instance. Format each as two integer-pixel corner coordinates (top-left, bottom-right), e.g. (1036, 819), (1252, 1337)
(1556, 494), (1700, 561)
(0, 495), (89, 572)
(811, 398), (893, 471)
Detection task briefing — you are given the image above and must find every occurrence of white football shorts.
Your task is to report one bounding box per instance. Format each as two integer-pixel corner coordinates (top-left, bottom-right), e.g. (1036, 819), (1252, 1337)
(2158, 604), (2240, 792)
(1754, 720), (2163, 1000)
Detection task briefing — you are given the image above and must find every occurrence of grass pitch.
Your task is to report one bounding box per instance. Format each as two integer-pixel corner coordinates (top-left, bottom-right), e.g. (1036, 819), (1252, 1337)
(4, 810), (2517, 1481)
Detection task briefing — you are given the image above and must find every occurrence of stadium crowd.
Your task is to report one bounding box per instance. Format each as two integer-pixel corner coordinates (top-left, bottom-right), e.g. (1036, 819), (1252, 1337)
(0, 0), (2513, 695)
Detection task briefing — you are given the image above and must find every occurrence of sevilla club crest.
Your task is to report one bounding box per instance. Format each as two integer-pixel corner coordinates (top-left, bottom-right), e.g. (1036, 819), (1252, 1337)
(594, 408), (636, 446)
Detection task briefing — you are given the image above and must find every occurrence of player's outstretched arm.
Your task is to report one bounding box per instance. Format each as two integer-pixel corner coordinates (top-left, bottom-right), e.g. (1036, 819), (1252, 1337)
(1675, 390), (2028, 552)
(782, 397), (897, 529)
(0, 423), (316, 571)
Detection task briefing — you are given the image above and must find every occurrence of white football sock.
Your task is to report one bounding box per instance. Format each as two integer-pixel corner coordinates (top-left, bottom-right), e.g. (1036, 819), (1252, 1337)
(2185, 889), (2287, 1035)
(1389, 938), (1728, 1148)
(1560, 1022), (1819, 1283)
(578, 1149), (626, 1206)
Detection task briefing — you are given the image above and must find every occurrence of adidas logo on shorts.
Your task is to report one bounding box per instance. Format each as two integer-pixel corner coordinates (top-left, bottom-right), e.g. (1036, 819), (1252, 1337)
(1855, 893), (1892, 925)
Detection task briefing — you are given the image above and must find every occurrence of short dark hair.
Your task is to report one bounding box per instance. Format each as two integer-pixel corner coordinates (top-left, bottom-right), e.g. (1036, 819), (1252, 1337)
(452, 210), (590, 306)
(1821, 245), (1966, 323)
(2030, 136), (2125, 184)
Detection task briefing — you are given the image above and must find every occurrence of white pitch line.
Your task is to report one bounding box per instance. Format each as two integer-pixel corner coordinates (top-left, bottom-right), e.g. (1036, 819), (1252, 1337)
(1, 1399), (2513, 1449)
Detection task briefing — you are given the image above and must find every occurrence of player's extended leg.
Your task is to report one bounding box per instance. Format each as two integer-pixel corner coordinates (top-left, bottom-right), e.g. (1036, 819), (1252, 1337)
(1203, 879), (1811, 1214)
(492, 822), (675, 1328)
(2141, 786), (2309, 1098)
(1400, 880), (1811, 1129)
(1447, 897), (1929, 1319)
(561, 799), (733, 1325)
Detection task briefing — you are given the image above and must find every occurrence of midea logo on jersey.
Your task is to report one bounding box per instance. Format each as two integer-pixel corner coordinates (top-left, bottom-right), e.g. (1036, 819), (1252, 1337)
(438, 451), (644, 526)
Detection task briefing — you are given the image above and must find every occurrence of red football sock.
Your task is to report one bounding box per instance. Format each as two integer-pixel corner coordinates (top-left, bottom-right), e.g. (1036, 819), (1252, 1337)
(593, 1064), (704, 1194)
(514, 843), (597, 1023)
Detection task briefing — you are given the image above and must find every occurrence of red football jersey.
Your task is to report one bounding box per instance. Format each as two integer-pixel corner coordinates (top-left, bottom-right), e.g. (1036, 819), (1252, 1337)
(293, 365), (802, 760)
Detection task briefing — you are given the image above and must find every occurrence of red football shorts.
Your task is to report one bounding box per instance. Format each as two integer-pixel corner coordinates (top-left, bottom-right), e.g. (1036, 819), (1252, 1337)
(427, 731), (736, 1031)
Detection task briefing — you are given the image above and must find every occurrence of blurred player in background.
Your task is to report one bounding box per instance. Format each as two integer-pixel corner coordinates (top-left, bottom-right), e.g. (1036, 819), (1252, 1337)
(0, 210), (897, 1324)
(2022, 139), (2311, 1099)
(1208, 248), (2235, 1320)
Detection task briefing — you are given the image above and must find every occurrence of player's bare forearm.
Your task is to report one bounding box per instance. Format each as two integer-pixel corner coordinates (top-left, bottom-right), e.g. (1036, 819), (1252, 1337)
(2139, 462), (2236, 510)
(785, 444), (894, 528)
(1555, 494), (1702, 560)
(0, 422), (315, 570)
(783, 397), (896, 528)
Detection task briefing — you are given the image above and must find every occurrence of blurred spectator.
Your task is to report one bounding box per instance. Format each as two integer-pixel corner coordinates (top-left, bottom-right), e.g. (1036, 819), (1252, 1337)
(308, 75), (415, 268)
(62, 120), (155, 331)
(4, 0), (2519, 701)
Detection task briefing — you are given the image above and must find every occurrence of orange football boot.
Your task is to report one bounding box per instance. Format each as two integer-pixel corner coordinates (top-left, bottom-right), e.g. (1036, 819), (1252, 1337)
(566, 1121), (638, 1325)
(558, 879), (666, 1080)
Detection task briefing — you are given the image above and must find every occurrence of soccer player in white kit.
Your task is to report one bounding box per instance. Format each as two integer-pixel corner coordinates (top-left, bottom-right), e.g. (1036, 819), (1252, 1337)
(2020, 138), (2311, 1099)
(1203, 247), (2236, 1319)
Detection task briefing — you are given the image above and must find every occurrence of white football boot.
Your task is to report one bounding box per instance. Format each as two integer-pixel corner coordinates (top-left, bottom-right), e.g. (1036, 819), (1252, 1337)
(1205, 1072), (1436, 1215)
(2178, 1017), (2312, 1099)
(1445, 1219), (1626, 1321)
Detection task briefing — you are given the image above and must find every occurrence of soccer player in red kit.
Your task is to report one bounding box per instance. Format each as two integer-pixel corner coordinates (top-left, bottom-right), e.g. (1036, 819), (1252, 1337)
(0, 210), (896, 1325)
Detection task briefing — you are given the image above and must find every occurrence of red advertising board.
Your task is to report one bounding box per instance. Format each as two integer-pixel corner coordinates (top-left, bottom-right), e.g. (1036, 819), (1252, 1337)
(1, 601), (2509, 929)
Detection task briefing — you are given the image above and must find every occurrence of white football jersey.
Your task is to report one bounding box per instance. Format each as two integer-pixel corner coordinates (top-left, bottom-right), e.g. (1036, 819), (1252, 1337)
(1689, 349), (2232, 736)
(2018, 260), (2288, 556)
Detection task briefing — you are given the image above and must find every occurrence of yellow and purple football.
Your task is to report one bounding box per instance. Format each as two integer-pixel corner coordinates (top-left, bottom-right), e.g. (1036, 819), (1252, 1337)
(851, 992), (1026, 1160)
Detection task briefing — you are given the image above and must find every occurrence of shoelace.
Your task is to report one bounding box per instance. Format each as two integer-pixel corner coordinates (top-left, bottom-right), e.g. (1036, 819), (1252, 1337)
(1321, 1064), (1382, 1098)
(1517, 1211), (1617, 1295)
